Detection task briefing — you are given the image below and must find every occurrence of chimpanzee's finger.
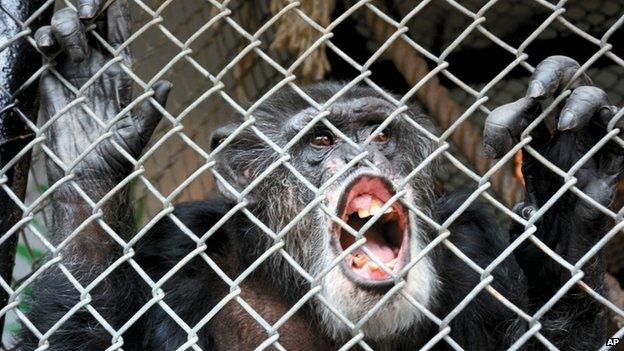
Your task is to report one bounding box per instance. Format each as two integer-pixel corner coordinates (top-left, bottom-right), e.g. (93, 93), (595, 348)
(39, 73), (67, 117)
(50, 8), (89, 63)
(557, 86), (610, 132)
(78, 0), (103, 19)
(106, 0), (131, 60)
(134, 80), (172, 148)
(483, 97), (541, 158)
(35, 25), (57, 55)
(527, 56), (592, 99)
(595, 105), (623, 132)
(576, 172), (618, 219)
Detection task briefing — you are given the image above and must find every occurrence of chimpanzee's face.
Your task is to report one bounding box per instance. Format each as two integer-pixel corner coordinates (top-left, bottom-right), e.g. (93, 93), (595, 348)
(212, 87), (439, 340)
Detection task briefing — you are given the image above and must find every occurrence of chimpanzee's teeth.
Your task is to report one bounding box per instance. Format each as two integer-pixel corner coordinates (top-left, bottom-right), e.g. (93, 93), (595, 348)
(370, 202), (381, 216)
(387, 258), (397, 269)
(373, 258), (398, 270)
(353, 253), (367, 268)
(355, 198), (395, 219)
(367, 261), (380, 271)
(349, 254), (399, 270)
(357, 207), (371, 218)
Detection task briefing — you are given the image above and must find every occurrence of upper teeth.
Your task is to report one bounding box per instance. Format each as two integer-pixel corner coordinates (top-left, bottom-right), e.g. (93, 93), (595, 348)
(357, 199), (395, 218)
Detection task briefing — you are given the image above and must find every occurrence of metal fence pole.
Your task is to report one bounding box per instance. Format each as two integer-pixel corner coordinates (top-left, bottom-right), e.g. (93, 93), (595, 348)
(0, 0), (52, 333)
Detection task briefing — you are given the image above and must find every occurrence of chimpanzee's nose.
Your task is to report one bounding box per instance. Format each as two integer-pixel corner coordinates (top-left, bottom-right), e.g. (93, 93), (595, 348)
(340, 143), (364, 163)
(339, 143), (388, 169)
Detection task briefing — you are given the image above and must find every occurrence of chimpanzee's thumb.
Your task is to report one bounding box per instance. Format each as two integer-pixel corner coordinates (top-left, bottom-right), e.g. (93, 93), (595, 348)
(136, 80), (172, 147)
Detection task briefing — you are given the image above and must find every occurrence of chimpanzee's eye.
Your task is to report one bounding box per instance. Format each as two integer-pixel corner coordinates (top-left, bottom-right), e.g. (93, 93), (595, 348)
(310, 130), (335, 148)
(372, 126), (390, 143)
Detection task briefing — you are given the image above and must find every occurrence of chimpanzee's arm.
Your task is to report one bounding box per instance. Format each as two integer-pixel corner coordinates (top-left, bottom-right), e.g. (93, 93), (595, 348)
(484, 56), (622, 348)
(36, 2), (170, 258)
(21, 0), (170, 349)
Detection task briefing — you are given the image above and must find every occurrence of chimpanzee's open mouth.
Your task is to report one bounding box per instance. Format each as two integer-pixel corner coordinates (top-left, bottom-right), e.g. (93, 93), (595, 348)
(332, 175), (410, 289)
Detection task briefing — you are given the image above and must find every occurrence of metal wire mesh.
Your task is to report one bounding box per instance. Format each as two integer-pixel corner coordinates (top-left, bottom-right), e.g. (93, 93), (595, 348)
(1, 0), (624, 349)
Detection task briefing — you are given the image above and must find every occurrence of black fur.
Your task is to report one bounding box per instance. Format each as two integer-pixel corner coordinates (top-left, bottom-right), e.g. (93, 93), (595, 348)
(21, 190), (603, 350)
(20, 83), (606, 350)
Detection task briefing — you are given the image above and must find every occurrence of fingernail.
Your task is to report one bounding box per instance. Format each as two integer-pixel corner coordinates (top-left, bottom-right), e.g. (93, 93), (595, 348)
(527, 80), (545, 99)
(558, 110), (577, 131)
(154, 81), (172, 99)
(38, 33), (54, 47)
(79, 4), (95, 19)
(160, 81), (173, 91)
(68, 46), (86, 62)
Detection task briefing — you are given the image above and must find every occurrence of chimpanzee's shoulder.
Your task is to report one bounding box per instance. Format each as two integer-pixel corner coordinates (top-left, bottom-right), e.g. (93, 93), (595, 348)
(433, 190), (520, 273)
(169, 197), (233, 230)
(132, 197), (233, 349)
(134, 196), (234, 269)
(432, 192), (527, 348)
(434, 191), (504, 238)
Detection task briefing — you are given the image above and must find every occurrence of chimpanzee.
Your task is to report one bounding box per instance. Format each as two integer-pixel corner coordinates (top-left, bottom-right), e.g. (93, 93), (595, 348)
(19, 0), (622, 350)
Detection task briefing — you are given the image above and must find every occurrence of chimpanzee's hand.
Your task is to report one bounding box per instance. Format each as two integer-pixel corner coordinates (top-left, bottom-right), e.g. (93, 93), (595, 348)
(482, 58), (618, 338)
(483, 55), (623, 221)
(36, 0), (170, 187)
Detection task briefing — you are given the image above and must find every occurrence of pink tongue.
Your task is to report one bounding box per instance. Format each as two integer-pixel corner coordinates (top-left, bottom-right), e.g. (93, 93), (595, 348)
(358, 228), (395, 262)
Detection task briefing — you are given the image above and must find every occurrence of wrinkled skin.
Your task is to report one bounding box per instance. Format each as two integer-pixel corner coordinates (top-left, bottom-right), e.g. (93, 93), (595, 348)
(481, 57), (623, 349)
(35, 1), (170, 186)
(18, 0), (622, 349)
(484, 55), (623, 273)
(484, 58), (622, 210)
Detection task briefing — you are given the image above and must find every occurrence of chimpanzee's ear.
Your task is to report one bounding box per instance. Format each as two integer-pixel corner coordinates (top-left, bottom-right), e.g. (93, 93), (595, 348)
(209, 123), (257, 204)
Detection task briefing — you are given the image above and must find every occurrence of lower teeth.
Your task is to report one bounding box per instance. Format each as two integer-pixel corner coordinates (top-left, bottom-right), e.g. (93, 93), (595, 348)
(353, 253), (367, 268)
(350, 254), (398, 271)
(367, 262), (379, 271)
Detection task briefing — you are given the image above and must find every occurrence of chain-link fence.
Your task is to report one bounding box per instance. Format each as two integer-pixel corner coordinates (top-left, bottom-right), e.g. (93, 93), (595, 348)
(2, 0), (624, 349)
